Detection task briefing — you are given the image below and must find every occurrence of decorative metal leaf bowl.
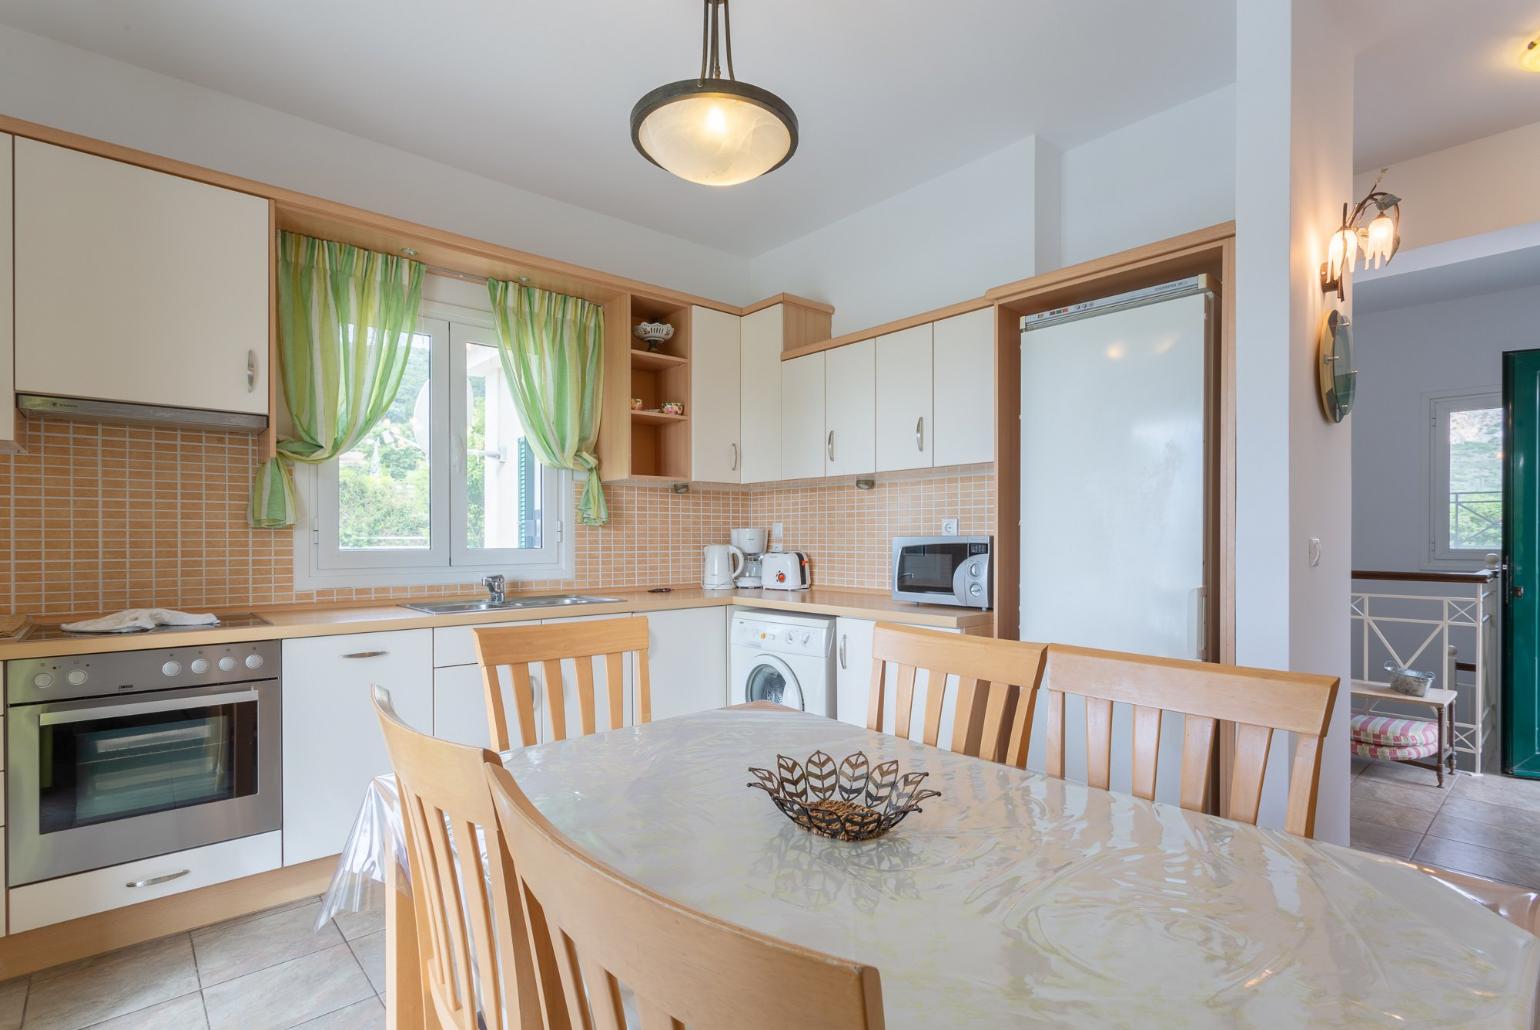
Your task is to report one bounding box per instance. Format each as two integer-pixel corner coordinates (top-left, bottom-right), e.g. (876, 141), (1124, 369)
(747, 750), (940, 842)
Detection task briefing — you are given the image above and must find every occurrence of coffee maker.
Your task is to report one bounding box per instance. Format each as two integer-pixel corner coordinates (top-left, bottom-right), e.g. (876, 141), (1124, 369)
(730, 527), (767, 588)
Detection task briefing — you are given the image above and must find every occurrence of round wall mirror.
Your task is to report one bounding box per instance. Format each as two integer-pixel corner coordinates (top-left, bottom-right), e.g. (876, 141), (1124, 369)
(1317, 308), (1356, 423)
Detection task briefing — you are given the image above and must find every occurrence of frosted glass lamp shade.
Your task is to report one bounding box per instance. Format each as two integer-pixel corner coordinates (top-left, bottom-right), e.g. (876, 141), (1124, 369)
(1363, 211), (1397, 269)
(632, 80), (797, 187)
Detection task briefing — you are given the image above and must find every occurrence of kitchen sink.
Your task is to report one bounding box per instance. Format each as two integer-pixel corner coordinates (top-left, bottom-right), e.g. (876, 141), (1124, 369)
(402, 594), (624, 615)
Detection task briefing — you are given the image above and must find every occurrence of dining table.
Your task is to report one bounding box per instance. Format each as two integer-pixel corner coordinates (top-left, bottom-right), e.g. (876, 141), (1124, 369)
(322, 704), (1540, 1028)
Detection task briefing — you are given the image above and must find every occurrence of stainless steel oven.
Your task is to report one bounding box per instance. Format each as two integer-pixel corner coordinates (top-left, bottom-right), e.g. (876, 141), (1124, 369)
(891, 536), (993, 608)
(6, 641), (281, 886)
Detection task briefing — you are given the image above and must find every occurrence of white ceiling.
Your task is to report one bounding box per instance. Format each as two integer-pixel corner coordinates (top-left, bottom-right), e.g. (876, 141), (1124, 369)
(0, 0), (1236, 256)
(1353, 0), (1540, 171)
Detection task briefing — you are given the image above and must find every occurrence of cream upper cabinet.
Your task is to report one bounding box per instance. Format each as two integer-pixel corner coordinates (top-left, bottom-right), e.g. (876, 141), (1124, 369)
(0, 133), (14, 451)
(690, 305), (742, 483)
(875, 323), (935, 472)
(13, 138), (270, 415)
(739, 305), (783, 483)
(824, 338), (875, 477)
(932, 307), (996, 466)
(780, 352), (826, 480)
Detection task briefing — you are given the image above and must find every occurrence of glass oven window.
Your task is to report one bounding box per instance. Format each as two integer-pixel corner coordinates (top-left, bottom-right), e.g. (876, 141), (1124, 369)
(897, 544), (970, 594)
(38, 695), (261, 835)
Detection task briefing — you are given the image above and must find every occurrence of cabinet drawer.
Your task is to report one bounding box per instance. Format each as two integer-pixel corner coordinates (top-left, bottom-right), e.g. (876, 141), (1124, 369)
(9, 831), (282, 933)
(434, 619), (542, 668)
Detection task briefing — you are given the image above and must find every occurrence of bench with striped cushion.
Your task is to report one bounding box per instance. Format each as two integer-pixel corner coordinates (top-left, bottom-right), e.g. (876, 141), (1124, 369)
(1351, 712), (1439, 761)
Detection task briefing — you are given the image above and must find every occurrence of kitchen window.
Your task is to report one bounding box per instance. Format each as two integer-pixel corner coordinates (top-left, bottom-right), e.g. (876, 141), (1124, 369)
(296, 290), (571, 589)
(1429, 389), (1502, 565)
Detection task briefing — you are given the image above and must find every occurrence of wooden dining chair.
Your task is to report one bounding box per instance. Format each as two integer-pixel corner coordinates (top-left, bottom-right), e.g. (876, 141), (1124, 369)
(371, 686), (557, 1030)
(484, 762), (886, 1030)
(866, 623), (1047, 767)
(1036, 644), (1340, 837)
(473, 616), (652, 750)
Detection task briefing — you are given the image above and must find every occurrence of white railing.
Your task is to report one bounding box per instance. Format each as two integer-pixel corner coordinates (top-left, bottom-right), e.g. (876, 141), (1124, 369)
(1350, 570), (1500, 775)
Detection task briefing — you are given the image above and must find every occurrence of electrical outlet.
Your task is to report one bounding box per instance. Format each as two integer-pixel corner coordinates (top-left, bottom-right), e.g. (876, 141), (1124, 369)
(941, 517), (959, 536)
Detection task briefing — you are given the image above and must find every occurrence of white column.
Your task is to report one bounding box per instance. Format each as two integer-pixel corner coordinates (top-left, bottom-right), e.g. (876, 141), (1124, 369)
(1235, 0), (1355, 843)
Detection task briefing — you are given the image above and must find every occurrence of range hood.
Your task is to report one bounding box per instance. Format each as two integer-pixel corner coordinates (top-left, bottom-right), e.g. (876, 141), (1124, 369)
(18, 394), (268, 434)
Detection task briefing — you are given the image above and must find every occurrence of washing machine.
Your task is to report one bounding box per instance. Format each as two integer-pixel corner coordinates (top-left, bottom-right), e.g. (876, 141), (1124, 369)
(729, 610), (836, 716)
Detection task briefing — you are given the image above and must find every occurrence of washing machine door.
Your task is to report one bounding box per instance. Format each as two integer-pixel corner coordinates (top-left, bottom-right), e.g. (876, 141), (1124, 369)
(743, 655), (805, 711)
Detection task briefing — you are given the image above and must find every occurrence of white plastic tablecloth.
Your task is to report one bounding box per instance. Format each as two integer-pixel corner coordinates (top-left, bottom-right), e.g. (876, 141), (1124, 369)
(323, 707), (1540, 1027)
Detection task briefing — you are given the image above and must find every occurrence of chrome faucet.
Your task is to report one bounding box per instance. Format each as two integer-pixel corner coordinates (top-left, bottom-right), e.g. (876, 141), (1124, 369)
(482, 575), (506, 605)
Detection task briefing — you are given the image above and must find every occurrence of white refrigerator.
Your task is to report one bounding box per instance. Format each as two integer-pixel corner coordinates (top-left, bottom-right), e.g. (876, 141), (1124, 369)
(1018, 277), (1212, 802)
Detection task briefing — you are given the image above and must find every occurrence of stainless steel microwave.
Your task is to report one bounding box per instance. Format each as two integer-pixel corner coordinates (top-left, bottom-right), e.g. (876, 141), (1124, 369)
(892, 536), (992, 609)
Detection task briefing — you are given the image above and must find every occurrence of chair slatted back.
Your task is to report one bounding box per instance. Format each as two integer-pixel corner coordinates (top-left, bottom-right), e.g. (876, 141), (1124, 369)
(485, 764), (886, 1030)
(1037, 644), (1339, 837)
(867, 624), (1047, 767)
(371, 687), (554, 1030)
(474, 616), (652, 751)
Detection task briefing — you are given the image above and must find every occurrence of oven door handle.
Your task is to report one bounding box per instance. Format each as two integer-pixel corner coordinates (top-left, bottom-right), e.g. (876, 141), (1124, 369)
(37, 689), (261, 727)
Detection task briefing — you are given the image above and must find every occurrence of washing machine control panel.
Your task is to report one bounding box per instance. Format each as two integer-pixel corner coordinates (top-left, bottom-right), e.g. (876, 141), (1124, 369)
(730, 615), (832, 658)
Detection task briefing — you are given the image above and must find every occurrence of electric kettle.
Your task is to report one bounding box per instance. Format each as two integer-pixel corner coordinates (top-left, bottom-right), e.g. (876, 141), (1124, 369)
(702, 544), (744, 589)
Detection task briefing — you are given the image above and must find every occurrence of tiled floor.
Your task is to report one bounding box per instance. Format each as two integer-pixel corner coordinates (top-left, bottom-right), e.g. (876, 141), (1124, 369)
(1350, 757), (1540, 891)
(0, 896), (385, 1030)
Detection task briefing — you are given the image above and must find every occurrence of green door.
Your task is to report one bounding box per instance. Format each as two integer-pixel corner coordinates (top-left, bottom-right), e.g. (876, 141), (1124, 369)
(1504, 349), (1540, 777)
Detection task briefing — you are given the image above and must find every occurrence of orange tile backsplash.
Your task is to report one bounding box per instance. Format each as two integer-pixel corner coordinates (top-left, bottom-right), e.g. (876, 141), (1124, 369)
(0, 419), (994, 618)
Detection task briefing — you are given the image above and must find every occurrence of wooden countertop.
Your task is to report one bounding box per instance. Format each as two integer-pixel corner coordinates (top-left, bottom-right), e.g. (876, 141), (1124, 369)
(0, 587), (992, 661)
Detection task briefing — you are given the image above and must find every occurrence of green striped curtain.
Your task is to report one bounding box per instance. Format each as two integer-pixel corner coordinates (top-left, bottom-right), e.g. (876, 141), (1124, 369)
(487, 280), (608, 525)
(248, 233), (425, 528)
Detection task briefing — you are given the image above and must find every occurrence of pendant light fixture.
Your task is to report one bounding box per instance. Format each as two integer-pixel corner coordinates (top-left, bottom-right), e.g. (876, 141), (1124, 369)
(630, 0), (798, 186)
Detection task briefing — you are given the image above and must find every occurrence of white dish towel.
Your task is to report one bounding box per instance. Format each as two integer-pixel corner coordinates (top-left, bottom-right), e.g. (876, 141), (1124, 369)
(61, 608), (220, 634)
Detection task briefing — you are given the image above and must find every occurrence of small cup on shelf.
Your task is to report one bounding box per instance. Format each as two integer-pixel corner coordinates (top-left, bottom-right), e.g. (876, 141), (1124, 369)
(661, 401), (684, 416)
(631, 397), (644, 411)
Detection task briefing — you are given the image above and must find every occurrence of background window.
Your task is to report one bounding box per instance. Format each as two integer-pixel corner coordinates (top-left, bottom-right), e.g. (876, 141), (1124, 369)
(1430, 390), (1502, 563)
(311, 311), (565, 581)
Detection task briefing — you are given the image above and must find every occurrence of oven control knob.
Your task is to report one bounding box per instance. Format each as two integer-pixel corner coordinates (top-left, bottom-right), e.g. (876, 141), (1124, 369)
(969, 583), (983, 597)
(190, 658), (210, 674)
(218, 656), (238, 672)
(969, 562), (982, 576)
(66, 669), (88, 686)
(162, 661), (182, 677)
(244, 654), (265, 670)
(32, 672), (54, 689)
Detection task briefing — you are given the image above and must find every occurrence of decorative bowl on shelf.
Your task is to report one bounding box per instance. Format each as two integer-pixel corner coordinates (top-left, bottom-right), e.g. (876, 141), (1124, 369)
(633, 321), (675, 352)
(631, 397), (644, 411)
(661, 400), (684, 416)
(747, 750), (939, 842)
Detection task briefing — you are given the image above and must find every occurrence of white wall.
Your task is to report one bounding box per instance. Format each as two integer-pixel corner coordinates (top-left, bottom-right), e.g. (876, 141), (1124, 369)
(746, 137), (1041, 337)
(0, 24), (752, 303)
(1358, 120), (1540, 256)
(1352, 283), (1535, 570)
(1234, 0), (1355, 844)
(1059, 86), (1236, 267)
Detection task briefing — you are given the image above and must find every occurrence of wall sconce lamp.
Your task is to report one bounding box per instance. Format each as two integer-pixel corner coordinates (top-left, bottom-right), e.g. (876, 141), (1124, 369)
(1321, 172), (1402, 300)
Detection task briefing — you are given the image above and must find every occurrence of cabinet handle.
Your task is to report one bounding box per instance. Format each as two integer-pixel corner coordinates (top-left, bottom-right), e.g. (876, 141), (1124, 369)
(341, 650), (388, 660)
(127, 869), (189, 889)
(247, 350), (258, 392)
(731, 442), (738, 471)
(839, 634), (847, 670)
(915, 416), (925, 452)
(827, 431), (834, 463)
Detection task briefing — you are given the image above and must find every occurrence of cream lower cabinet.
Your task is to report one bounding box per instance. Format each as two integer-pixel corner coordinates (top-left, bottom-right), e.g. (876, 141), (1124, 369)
(646, 607), (729, 720)
(875, 324), (935, 472)
(834, 617), (962, 739)
(739, 305), (784, 484)
(824, 338), (876, 477)
(780, 353), (826, 480)
(691, 306), (743, 483)
(932, 308), (996, 466)
(282, 629), (433, 866)
(13, 137), (270, 415)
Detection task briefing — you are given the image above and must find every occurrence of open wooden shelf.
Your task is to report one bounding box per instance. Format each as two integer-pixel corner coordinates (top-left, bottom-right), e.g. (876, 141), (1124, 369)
(630, 347), (687, 371)
(631, 409), (689, 425)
